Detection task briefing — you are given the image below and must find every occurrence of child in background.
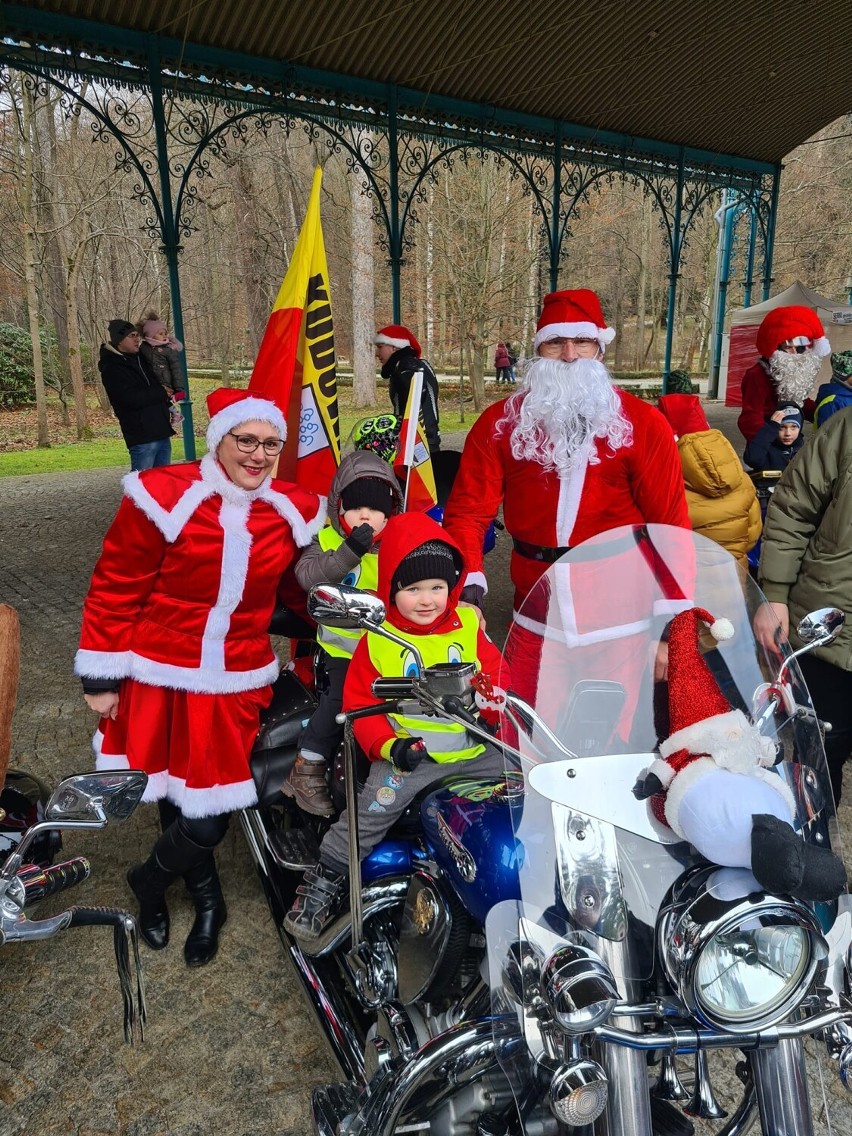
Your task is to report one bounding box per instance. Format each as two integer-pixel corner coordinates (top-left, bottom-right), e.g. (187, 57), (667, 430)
(657, 391), (761, 567)
(284, 513), (509, 945)
(743, 402), (804, 471)
(814, 351), (852, 430)
(138, 312), (186, 400)
(284, 452), (403, 816)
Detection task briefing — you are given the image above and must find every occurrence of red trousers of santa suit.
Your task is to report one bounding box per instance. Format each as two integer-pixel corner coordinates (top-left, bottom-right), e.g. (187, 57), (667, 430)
(95, 679), (273, 818)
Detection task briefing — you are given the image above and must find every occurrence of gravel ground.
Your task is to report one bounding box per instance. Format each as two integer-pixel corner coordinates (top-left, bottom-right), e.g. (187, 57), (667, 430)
(1, 407), (851, 1134)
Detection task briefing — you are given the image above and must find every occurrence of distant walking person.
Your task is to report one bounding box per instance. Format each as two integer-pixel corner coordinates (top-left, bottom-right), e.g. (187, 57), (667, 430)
(494, 341), (512, 384)
(99, 319), (173, 472)
(504, 341), (518, 384)
(374, 324), (441, 455)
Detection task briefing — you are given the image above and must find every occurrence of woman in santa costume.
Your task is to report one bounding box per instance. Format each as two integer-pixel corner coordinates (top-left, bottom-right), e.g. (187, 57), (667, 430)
(75, 388), (324, 965)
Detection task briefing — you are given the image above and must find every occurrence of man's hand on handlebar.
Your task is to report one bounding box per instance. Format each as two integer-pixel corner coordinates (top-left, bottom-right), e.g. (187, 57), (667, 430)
(754, 601), (789, 655)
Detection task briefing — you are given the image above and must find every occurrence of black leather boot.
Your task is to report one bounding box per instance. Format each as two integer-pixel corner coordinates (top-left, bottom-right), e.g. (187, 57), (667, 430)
(752, 813), (847, 901)
(127, 853), (180, 951)
(183, 857), (228, 967)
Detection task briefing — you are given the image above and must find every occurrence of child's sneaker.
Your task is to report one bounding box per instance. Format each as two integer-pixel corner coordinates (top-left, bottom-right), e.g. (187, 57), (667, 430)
(282, 755), (335, 817)
(284, 863), (348, 945)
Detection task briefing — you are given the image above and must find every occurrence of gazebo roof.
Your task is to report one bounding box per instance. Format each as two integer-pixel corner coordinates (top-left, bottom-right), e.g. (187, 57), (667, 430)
(6, 0), (851, 167)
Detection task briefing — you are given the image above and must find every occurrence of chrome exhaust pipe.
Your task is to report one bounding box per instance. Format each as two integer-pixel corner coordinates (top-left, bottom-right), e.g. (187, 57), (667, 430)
(344, 1017), (503, 1136)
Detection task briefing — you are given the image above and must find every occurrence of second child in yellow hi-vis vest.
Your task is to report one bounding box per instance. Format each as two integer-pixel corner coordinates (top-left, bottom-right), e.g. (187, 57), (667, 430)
(285, 513), (510, 947)
(284, 451), (404, 816)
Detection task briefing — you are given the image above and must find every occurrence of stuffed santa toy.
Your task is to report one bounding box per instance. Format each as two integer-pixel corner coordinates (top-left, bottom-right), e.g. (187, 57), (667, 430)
(635, 607), (846, 902)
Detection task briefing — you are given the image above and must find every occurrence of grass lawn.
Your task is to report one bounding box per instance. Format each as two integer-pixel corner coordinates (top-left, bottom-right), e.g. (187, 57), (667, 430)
(0, 376), (492, 478)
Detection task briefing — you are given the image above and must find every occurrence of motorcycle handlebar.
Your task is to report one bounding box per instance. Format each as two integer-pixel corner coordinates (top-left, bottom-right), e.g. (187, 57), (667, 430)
(19, 856), (91, 903)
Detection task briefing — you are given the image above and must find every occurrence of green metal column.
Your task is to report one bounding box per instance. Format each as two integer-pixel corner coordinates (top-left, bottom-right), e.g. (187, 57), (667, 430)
(387, 86), (402, 323)
(549, 125), (563, 291)
(742, 199), (758, 309)
(148, 42), (196, 459)
(662, 155), (685, 390)
(761, 167), (781, 302)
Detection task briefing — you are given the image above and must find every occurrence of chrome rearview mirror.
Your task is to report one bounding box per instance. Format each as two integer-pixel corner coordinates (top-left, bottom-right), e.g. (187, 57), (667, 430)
(308, 583), (386, 630)
(797, 607), (844, 646)
(45, 770), (148, 824)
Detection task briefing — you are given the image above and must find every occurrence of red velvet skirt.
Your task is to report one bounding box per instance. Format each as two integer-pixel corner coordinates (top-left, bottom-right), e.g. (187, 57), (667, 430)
(95, 679), (273, 818)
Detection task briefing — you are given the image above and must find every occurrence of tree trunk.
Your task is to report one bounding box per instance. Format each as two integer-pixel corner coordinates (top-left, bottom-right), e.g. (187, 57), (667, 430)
(349, 142), (376, 408)
(64, 249), (93, 439)
(17, 77), (49, 447)
(635, 197), (650, 370)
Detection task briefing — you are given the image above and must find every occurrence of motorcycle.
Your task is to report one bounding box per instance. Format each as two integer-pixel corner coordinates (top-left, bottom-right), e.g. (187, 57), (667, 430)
(240, 524), (852, 1134)
(0, 767), (149, 1043)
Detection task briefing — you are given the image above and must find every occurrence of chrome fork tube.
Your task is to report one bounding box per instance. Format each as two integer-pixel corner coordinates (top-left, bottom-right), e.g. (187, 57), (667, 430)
(343, 720), (364, 945)
(751, 1039), (813, 1136)
(594, 938), (654, 1136)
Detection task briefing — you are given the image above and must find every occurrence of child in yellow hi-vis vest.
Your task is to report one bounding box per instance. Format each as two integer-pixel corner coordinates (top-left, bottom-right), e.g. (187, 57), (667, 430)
(285, 451), (403, 816)
(285, 513), (509, 947)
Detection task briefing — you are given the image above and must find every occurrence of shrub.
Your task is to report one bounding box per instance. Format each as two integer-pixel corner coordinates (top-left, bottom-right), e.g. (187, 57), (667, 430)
(0, 324), (59, 409)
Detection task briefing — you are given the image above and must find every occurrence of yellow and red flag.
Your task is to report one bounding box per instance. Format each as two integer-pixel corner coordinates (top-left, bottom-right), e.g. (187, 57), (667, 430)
(393, 370), (438, 512)
(248, 167), (339, 496)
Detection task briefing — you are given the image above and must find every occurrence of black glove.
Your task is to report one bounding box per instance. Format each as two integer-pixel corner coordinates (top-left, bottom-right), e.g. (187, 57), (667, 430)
(390, 737), (432, 772)
(344, 522), (375, 556)
(460, 583), (485, 609)
(632, 771), (664, 800)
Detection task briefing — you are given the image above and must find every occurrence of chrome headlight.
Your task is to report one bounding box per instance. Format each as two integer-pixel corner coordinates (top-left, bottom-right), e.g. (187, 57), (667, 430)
(659, 868), (826, 1033)
(541, 944), (619, 1033)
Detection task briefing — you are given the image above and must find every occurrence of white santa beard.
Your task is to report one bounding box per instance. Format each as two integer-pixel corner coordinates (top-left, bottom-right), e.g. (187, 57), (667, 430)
(497, 357), (633, 477)
(768, 350), (822, 404)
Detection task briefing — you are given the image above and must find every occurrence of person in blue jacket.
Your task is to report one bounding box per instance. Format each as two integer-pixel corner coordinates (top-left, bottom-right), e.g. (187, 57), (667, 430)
(814, 351), (852, 429)
(743, 402), (804, 471)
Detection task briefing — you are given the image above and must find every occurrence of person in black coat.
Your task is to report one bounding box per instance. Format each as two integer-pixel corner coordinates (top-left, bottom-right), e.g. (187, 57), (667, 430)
(742, 402), (804, 472)
(99, 319), (173, 471)
(373, 324), (441, 455)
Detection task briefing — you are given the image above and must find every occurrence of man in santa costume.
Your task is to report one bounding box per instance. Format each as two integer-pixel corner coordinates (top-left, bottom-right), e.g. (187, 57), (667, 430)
(374, 323), (441, 455)
(737, 305), (831, 442)
(635, 607), (845, 901)
(75, 387), (324, 966)
(442, 288), (690, 703)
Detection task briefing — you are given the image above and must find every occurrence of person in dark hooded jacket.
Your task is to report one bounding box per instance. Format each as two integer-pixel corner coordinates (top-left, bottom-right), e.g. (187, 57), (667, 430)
(98, 319), (173, 471)
(283, 451), (404, 817)
(742, 402), (804, 471)
(374, 324), (441, 455)
(284, 513), (509, 946)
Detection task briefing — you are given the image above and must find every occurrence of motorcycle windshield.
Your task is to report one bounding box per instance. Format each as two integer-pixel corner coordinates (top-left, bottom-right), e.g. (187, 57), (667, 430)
(489, 524), (841, 1026)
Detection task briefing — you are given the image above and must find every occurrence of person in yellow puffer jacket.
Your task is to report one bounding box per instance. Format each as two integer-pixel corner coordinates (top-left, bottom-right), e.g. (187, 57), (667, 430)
(657, 393), (761, 565)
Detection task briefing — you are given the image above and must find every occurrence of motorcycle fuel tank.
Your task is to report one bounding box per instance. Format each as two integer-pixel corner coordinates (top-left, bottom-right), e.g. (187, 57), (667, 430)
(420, 774), (523, 924)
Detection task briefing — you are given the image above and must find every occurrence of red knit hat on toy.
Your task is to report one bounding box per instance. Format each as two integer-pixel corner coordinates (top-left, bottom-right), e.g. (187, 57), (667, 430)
(374, 325), (422, 357)
(533, 289), (616, 354)
(755, 305), (831, 359)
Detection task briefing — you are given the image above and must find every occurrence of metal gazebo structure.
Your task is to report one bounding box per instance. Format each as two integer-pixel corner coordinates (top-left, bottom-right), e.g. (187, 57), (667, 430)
(4, 2), (851, 453)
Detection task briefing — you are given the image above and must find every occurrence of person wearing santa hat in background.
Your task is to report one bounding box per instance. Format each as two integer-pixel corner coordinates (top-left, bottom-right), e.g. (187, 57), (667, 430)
(75, 388), (324, 967)
(634, 607), (845, 901)
(442, 288), (690, 704)
(737, 305), (831, 443)
(373, 324), (441, 456)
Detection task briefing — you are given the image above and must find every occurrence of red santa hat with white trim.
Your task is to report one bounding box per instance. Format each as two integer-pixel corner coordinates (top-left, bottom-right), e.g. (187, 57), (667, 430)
(756, 305), (831, 359)
(533, 288), (616, 355)
(205, 387), (287, 453)
(373, 324), (422, 358)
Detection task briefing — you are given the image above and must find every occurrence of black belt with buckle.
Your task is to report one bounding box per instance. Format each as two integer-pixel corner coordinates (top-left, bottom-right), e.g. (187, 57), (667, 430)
(512, 539), (570, 563)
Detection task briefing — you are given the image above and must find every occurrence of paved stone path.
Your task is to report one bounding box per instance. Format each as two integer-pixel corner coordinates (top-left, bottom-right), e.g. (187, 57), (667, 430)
(1, 406), (850, 1134)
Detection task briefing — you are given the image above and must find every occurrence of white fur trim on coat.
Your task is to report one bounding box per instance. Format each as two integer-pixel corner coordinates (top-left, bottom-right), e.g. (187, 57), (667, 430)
(74, 648), (134, 680)
(463, 570), (488, 595)
(125, 652), (280, 694)
(647, 757), (676, 788)
(142, 773), (258, 817)
(205, 396), (287, 453)
(123, 470), (215, 543)
(533, 321), (616, 353)
(259, 486), (326, 547)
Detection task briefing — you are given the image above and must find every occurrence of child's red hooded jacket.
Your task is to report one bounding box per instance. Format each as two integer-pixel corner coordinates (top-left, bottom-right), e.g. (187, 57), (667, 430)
(343, 513), (508, 761)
